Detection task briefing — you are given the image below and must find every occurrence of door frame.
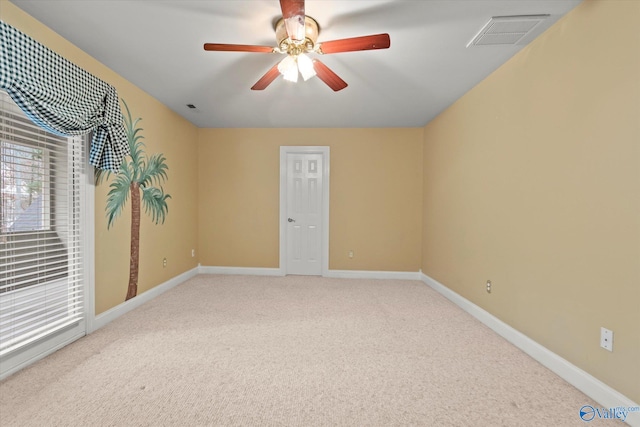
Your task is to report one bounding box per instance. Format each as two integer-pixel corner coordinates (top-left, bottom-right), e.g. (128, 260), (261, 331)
(279, 146), (330, 276)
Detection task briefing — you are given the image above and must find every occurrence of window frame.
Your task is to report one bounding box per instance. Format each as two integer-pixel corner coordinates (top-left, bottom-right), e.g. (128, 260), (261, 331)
(0, 90), (95, 379)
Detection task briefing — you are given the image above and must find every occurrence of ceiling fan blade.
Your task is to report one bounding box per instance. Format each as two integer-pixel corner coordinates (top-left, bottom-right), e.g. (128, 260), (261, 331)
(318, 33), (390, 54)
(204, 43), (274, 53)
(312, 59), (347, 92)
(251, 63), (281, 90)
(280, 0), (305, 18)
(280, 0), (305, 41)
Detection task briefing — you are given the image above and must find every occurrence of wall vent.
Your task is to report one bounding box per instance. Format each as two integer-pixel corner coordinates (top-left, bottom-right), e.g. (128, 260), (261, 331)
(467, 15), (550, 47)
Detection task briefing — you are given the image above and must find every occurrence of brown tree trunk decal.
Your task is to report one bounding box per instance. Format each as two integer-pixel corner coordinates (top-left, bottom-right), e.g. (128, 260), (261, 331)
(125, 182), (140, 301)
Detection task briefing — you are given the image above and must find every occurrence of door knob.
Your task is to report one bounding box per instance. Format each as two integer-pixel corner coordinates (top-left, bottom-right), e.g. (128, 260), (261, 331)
(287, 218), (296, 223)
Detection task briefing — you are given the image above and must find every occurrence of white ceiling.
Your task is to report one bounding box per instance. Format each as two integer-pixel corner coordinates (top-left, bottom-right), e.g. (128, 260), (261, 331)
(10, 0), (582, 128)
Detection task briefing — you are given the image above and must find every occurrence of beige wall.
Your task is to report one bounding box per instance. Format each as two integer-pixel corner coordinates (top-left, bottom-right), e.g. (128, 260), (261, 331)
(2, 1), (200, 314)
(198, 128), (423, 271)
(421, 0), (640, 402)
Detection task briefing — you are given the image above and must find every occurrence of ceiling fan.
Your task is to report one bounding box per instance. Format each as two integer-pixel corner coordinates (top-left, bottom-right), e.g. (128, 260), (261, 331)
(203, 0), (390, 91)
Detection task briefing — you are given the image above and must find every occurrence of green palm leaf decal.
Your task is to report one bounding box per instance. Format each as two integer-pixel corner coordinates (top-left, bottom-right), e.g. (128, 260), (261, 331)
(95, 166), (109, 185)
(141, 186), (171, 225)
(99, 99), (171, 229)
(121, 100), (146, 179)
(105, 162), (132, 229)
(139, 153), (169, 188)
(97, 99), (171, 301)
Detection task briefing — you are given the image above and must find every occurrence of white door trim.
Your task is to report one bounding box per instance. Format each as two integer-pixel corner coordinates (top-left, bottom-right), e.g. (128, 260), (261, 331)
(279, 146), (330, 276)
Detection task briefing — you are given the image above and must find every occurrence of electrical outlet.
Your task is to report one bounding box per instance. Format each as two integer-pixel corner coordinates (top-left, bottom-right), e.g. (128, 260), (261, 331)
(486, 280), (492, 293)
(348, 250), (354, 259)
(191, 249), (195, 257)
(600, 327), (613, 351)
(163, 258), (167, 268)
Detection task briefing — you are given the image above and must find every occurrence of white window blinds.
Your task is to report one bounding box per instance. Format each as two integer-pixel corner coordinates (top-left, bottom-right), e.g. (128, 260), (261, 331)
(0, 90), (85, 360)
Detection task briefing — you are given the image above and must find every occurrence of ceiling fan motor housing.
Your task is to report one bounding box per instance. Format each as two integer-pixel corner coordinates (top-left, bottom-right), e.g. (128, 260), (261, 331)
(275, 16), (319, 54)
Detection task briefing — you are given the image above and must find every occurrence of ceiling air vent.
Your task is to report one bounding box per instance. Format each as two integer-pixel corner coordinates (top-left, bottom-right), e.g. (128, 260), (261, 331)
(467, 15), (550, 47)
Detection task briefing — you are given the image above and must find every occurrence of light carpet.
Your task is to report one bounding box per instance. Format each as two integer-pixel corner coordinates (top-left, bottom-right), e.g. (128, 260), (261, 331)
(0, 275), (620, 426)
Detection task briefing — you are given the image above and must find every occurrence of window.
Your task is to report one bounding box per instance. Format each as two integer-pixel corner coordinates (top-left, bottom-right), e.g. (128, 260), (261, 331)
(1, 136), (67, 295)
(0, 90), (88, 376)
(1, 141), (49, 233)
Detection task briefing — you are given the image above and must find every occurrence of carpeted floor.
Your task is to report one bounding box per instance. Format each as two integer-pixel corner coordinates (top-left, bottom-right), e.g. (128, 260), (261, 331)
(0, 275), (622, 426)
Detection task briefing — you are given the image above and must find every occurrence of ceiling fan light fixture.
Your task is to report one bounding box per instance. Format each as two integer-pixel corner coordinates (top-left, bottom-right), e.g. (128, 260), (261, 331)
(297, 53), (316, 81)
(283, 68), (298, 82)
(278, 55), (299, 82)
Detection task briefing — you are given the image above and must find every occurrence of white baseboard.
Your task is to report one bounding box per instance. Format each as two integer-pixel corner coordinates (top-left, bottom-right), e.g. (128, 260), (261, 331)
(198, 265), (284, 276)
(198, 265), (421, 281)
(326, 269), (421, 281)
(91, 267), (199, 332)
(420, 272), (639, 427)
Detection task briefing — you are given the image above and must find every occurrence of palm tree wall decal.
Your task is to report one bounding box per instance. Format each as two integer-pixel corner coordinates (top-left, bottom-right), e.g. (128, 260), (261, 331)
(96, 100), (171, 301)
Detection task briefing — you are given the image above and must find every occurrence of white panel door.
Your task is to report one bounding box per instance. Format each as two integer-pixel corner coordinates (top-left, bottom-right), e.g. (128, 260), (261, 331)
(286, 152), (324, 275)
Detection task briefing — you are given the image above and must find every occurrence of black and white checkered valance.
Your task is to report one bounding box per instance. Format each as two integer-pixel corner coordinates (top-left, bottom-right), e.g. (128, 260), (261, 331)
(0, 20), (129, 172)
